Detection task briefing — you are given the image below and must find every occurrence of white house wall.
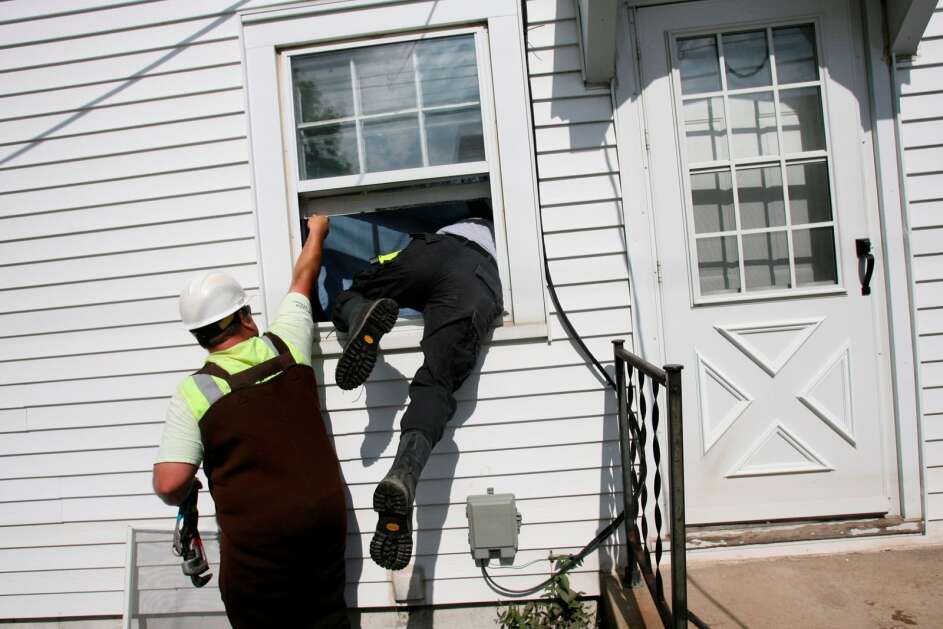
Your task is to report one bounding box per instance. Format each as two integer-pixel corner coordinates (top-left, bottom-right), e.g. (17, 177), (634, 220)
(900, 3), (943, 521)
(0, 0), (630, 619)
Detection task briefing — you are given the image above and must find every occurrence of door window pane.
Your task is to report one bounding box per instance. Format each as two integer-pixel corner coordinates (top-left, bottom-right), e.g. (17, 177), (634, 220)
(743, 231), (790, 291)
(678, 36), (722, 95)
(697, 236), (741, 294)
(723, 30), (772, 90)
(426, 108), (485, 165)
(356, 43), (417, 115)
(684, 97), (728, 163)
(292, 53), (355, 122)
(773, 25), (818, 84)
(780, 87), (825, 153)
(418, 36), (480, 107)
(787, 162), (832, 224)
(691, 170), (735, 233)
(793, 227), (837, 286)
(729, 92), (779, 158)
(299, 124), (358, 178)
(363, 116), (422, 172)
(738, 166), (785, 229)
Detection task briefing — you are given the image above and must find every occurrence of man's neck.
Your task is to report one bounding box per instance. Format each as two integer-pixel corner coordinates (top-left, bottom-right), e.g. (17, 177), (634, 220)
(209, 331), (257, 353)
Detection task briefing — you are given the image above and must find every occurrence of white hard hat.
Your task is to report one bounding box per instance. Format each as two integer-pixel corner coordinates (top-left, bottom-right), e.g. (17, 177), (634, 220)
(179, 271), (250, 330)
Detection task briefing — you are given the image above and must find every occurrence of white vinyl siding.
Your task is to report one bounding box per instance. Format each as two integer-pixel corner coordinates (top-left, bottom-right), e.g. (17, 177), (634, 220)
(0, 0), (630, 620)
(898, 4), (943, 520)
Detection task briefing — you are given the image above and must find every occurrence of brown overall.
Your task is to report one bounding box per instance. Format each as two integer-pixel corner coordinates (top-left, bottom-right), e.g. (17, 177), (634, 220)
(196, 333), (349, 628)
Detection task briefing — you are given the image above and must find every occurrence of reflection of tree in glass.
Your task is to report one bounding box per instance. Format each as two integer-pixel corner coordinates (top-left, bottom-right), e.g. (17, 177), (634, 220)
(296, 79), (354, 178)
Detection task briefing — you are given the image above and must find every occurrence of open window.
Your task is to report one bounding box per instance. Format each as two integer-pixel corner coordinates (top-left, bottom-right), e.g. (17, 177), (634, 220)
(242, 0), (545, 351)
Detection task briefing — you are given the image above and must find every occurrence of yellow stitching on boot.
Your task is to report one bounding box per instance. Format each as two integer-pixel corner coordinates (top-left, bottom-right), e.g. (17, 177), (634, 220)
(385, 522), (400, 532)
(364, 335), (374, 344)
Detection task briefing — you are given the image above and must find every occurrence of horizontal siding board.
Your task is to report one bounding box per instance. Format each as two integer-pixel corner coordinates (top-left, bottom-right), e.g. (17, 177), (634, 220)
(0, 89), (244, 148)
(0, 163), (251, 218)
(0, 114), (247, 170)
(902, 118), (943, 150)
(925, 439), (943, 467)
(917, 307), (943, 335)
(528, 44), (581, 75)
(550, 280), (631, 312)
(26, 399), (170, 431)
(0, 407), (27, 432)
(0, 297), (181, 339)
(0, 471), (153, 503)
(0, 263), (257, 316)
(0, 213), (254, 266)
(533, 95), (613, 126)
(916, 280), (943, 309)
(924, 385), (943, 414)
(923, 8), (943, 38)
(0, 423), (162, 457)
(0, 138), (249, 192)
(920, 334), (943, 363)
(531, 72), (609, 101)
(925, 414), (943, 441)
(0, 188), (253, 242)
(928, 465), (943, 494)
(0, 239), (257, 291)
(910, 199), (943, 229)
(540, 173), (621, 205)
(0, 39), (241, 96)
(906, 172), (943, 202)
(913, 254), (943, 282)
(0, 591), (123, 619)
(548, 253), (629, 284)
(526, 0), (576, 22)
(897, 63), (943, 96)
(0, 1), (159, 23)
(901, 92), (943, 122)
(535, 121), (616, 153)
(525, 19), (579, 48)
(0, 64), (242, 122)
(542, 200), (622, 232)
(904, 146), (943, 176)
(913, 228), (943, 255)
(0, 568), (124, 596)
(544, 226), (625, 258)
(538, 147), (619, 179)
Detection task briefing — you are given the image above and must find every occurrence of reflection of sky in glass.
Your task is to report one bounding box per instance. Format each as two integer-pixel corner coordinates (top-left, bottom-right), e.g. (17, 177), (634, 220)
(418, 36), (480, 106)
(311, 202), (475, 321)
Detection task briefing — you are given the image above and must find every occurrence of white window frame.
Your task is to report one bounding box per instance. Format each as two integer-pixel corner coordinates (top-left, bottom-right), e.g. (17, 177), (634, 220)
(239, 0), (546, 352)
(668, 18), (846, 306)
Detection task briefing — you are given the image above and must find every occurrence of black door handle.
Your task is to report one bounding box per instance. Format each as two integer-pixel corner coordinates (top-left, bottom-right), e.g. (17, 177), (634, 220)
(856, 238), (874, 296)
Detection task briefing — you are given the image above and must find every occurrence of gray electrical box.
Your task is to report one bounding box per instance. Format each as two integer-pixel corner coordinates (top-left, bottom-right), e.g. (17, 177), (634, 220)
(465, 488), (522, 566)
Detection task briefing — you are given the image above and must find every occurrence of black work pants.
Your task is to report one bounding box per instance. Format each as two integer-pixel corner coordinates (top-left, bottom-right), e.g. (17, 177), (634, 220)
(332, 233), (503, 446)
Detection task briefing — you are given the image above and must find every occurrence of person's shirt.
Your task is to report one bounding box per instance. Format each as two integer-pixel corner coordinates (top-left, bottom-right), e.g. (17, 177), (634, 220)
(437, 217), (496, 259)
(155, 292), (314, 466)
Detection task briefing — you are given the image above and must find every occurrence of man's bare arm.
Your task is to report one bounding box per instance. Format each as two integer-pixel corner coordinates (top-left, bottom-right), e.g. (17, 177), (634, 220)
(153, 462), (199, 506)
(289, 215), (330, 298)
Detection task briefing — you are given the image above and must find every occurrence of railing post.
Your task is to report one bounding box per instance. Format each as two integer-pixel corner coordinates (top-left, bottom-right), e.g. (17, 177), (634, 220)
(613, 340), (636, 586)
(665, 364), (688, 629)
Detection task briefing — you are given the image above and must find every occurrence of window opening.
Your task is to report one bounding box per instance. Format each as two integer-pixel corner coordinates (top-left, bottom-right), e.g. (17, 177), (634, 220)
(676, 23), (838, 299)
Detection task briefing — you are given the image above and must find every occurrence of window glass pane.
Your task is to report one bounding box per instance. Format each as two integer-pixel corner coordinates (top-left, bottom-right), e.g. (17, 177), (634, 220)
(355, 43), (418, 116)
(418, 35), (480, 107)
(691, 170), (735, 233)
(684, 97), (728, 163)
(298, 124), (358, 178)
(678, 36), (721, 95)
(363, 115), (422, 172)
(723, 30), (771, 90)
(773, 24), (818, 84)
(743, 231), (790, 291)
(780, 86), (825, 153)
(729, 92), (779, 158)
(697, 236), (740, 295)
(426, 107), (485, 165)
(738, 166), (785, 229)
(793, 227), (838, 287)
(292, 53), (355, 122)
(787, 161), (832, 224)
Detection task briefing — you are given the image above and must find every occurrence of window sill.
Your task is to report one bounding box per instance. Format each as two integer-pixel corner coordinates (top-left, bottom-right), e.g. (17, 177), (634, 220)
(312, 321), (548, 356)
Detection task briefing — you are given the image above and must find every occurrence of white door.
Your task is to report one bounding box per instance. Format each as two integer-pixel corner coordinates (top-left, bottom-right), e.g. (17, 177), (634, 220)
(636, 0), (892, 523)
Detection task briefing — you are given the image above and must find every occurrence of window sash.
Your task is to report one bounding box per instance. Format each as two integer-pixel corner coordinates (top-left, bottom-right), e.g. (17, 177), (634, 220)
(281, 26), (491, 196)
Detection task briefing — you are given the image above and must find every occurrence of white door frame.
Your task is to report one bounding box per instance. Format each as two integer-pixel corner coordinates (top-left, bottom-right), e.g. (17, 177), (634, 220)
(611, 0), (925, 525)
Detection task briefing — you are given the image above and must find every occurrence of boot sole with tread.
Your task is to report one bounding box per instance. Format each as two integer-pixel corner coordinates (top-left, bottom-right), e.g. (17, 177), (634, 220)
(336, 298), (398, 390)
(370, 478), (413, 571)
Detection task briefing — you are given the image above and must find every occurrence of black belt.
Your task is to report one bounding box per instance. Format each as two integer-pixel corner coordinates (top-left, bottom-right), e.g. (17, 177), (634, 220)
(441, 232), (494, 261)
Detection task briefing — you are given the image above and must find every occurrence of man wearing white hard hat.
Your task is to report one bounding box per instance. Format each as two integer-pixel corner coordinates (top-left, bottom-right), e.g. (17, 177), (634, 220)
(152, 216), (348, 628)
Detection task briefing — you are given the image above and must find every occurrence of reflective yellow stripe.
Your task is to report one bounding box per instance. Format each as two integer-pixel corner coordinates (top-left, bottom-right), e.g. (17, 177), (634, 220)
(376, 250), (401, 264)
(179, 375), (231, 423)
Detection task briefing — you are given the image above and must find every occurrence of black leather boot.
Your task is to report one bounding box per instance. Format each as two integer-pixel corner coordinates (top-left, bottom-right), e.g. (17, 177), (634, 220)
(370, 430), (433, 570)
(335, 296), (398, 390)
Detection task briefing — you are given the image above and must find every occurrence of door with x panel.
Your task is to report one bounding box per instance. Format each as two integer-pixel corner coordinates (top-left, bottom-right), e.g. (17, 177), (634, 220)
(637, 0), (892, 523)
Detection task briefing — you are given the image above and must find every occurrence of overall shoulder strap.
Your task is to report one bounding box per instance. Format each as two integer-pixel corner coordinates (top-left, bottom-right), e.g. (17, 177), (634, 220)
(191, 362), (232, 408)
(227, 333), (297, 390)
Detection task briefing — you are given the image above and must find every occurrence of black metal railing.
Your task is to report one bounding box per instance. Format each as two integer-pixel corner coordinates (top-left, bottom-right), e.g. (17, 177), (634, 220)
(613, 339), (699, 629)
